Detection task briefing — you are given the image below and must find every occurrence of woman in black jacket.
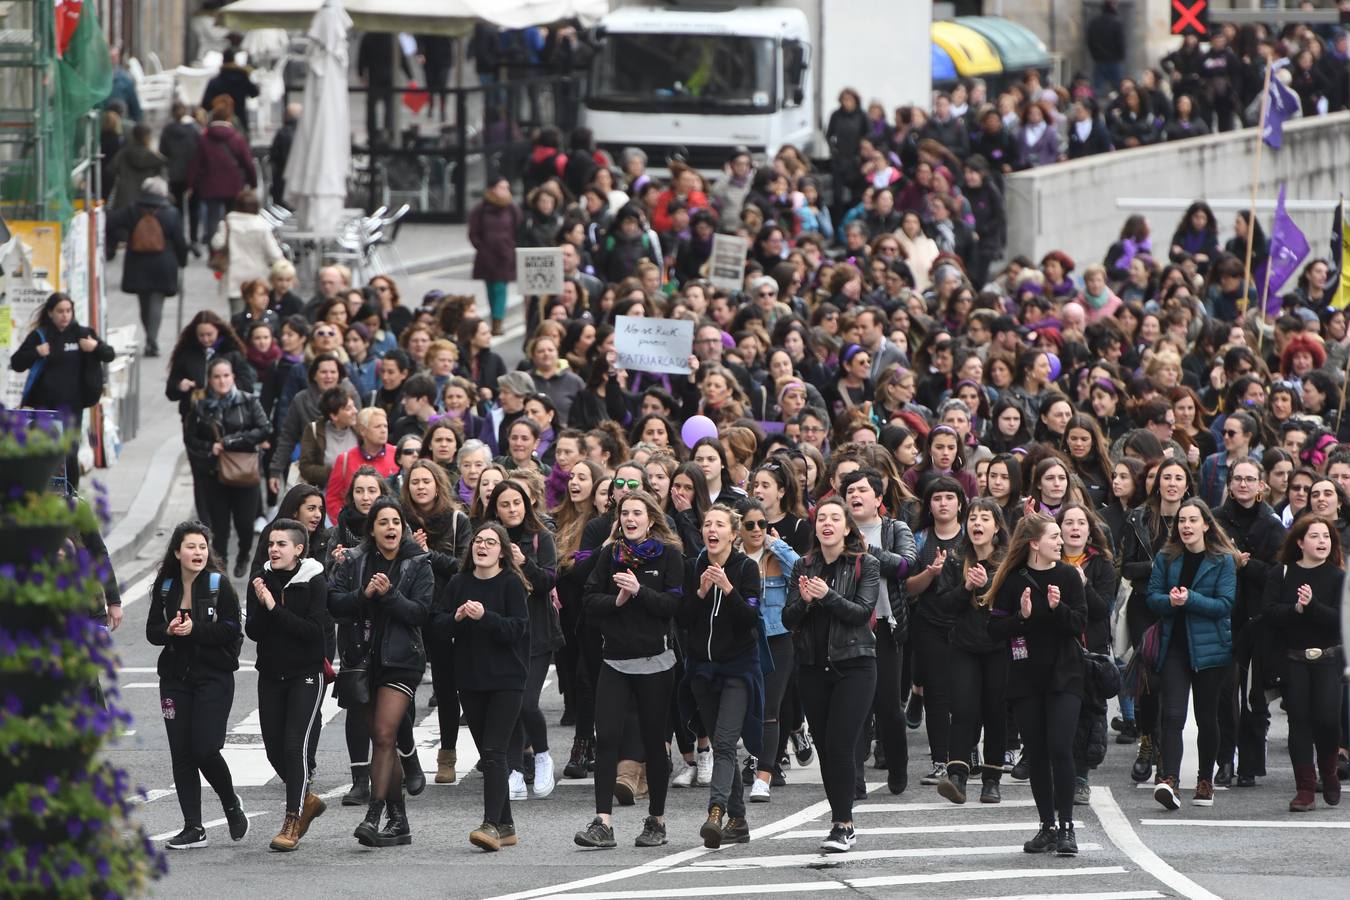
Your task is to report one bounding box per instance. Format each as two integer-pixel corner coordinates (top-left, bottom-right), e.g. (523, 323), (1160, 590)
(681, 504), (764, 848)
(185, 357), (270, 577)
(8, 291), (115, 487)
(782, 497), (880, 854)
(574, 491), (685, 851)
(145, 521), (247, 850)
(457, 316), (508, 402)
(166, 310), (254, 423)
(435, 521), (531, 851)
(245, 519), (329, 851)
(329, 497), (435, 848)
(986, 514), (1088, 857)
(401, 459), (470, 785)
(486, 479), (563, 801)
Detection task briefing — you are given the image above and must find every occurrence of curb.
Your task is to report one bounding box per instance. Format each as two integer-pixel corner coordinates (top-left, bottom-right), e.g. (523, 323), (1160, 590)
(402, 249), (475, 276)
(105, 438), (186, 571)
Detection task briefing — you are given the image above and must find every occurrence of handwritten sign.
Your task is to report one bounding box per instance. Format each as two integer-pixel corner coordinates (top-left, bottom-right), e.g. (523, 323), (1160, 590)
(515, 247), (564, 295)
(708, 233), (749, 293)
(615, 315), (693, 375)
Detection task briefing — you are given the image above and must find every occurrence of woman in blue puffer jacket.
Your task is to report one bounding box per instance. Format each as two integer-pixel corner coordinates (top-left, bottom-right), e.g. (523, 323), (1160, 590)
(1146, 497), (1237, 813)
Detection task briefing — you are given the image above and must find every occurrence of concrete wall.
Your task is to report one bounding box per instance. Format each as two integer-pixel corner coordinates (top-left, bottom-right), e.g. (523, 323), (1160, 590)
(1002, 111), (1350, 269)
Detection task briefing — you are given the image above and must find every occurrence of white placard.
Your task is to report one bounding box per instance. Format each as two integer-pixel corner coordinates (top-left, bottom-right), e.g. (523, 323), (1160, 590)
(708, 233), (749, 293)
(515, 247), (564, 295)
(614, 315), (693, 375)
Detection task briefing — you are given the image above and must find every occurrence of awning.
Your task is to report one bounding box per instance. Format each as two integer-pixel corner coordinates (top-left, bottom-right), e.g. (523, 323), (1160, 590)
(930, 21), (1002, 78)
(931, 43), (957, 83)
(217, 0), (609, 37)
(953, 16), (1049, 73)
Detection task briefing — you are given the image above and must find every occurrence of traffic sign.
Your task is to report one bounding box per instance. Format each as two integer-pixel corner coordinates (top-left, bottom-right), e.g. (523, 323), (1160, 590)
(1171, 0), (1209, 36)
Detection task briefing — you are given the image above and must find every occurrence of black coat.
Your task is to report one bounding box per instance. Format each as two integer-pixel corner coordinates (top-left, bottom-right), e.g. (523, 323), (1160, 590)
(185, 389), (270, 466)
(680, 550), (762, 664)
(107, 196), (188, 296)
(166, 344), (255, 419)
(583, 541), (684, 660)
(1067, 117), (1114, 159)
(783, 551), (880, 665)
(245, 558), (328, 679)
(146, 569), (243, 680)
(10, 321), (114, 411)
(329, 539), (434, 672)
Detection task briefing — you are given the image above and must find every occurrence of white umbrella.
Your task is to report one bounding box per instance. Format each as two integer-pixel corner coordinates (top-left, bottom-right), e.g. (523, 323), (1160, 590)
(218, 0), (609, 35)
(283, 0), (352, 234)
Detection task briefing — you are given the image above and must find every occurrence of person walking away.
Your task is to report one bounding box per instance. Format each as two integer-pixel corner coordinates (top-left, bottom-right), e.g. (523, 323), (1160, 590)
(211, 188), (283, 316)
(356, 32), (412, 146)
(145, 522), (248, 849)
(468, 177), (522, 336)
(8, 291), (115, 488)
(107, 122), (166, 212)
(185, 358), (270, 577)
(202, 50), (261, 135)
(329, 498), (435, 847)
(160, 102), (203, 252)
(1263, 516), (1345, 811)
(986, 514), (1087, 856)
(1146, 499), (1238, 811)
(782, 498), (880, 853)
(246, 520), (329, 851)
(187, 105), (256, 248)
(435, 522), (531, 850)
(106, 176), (187, 357)
(269, 102), (301, 206)
(1087, 1), (1127, 97)
(681, 505), (764, 848)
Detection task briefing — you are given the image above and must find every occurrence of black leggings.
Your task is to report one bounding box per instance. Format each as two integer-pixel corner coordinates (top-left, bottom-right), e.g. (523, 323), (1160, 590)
(799, 660), (877, 824)
(509, 653), (552, 769)
(344, 701), (415, 766)
(573, 619), (604, 742)
(161, 670), (237, 827)
(873, 622), (909, 777)
(462, 689), (524, 826)
(593, 664), (674, 816)
(192, 461), (259, 563)
(1159, 642), (1224, 781)
(1283, 657), (1343, 768)
(1014, 691), (1081, 825)
(914, 619), (952, 763)
(258, 672), (324, 812)
(758, 634), (795, 775)
(429, 642), (460, 751)
(948, 645), (1008, 774)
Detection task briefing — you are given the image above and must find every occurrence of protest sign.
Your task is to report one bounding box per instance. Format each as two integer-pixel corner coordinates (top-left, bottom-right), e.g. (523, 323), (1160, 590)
(515, 247), (564, 295)
(615, 315), (693, 375)
(708, 233), (749, 293)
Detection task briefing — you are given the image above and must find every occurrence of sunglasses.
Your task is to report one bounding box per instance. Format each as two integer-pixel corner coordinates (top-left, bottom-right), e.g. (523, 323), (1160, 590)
(315, 329), (337, 337)
(612, 478), (641, 491)
(399, 448), (420, 457)
(1222, 429), (1241, 438)
(742, 520), (766, 531)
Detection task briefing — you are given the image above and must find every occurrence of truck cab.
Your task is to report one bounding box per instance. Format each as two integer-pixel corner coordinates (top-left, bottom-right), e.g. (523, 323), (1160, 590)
(583, 5), (813, 171)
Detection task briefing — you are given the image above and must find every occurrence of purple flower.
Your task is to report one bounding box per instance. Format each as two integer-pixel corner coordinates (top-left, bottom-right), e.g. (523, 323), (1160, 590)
(3, 695), (20, 716)
(66, 818), (83, 839)
(44, 775), (59, 794)
(95, 858), (110, 877)
(28, 797), (45, 815)
(64, 860), (84, 878)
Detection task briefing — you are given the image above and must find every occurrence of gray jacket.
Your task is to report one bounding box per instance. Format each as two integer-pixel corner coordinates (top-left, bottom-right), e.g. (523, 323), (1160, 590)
(864, 517), (917, 644)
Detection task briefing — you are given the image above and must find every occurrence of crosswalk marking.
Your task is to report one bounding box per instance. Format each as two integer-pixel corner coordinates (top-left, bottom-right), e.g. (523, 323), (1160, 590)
(852, 799), (1038, 813)
(773, 820), (1086, 839)
(684, 842), (1105, 871)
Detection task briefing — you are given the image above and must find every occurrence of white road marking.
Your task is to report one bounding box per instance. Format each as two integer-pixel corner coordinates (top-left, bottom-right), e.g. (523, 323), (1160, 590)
(1089, 786), (1224, 900)
(853, 799), (1038, 813)
(117, 572), (158, 609)
(849, 865), (1128, 889)
(1139, 819), (1350, 829)
(773, 820), (1085, 839)
(684, 842), (1105, 871)
(119, 664), (256, 674)
(150, 810), (268, 842)
(121, 682), (159, 689)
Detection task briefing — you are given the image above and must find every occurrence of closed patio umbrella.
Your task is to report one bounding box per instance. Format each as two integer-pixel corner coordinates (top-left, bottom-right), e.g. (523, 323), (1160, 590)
(283, 0), (351, 233)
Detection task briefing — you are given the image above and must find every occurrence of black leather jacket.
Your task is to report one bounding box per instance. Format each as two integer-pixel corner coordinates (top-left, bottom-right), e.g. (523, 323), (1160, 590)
(185, 388), (269, 465)
(329, 539), (434, 672)
(783, 551), (880, 665)
(864, 517), (917, 645)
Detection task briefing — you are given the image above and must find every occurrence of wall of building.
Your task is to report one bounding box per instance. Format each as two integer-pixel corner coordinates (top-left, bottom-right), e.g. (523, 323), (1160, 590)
(1002, 111), (1350, 267)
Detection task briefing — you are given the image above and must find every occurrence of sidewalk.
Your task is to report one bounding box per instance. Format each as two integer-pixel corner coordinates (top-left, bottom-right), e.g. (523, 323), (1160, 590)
(99, 221), (495, 572)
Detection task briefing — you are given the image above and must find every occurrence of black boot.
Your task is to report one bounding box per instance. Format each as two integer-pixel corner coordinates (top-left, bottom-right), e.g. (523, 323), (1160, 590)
(402, 751), (426, 796)
(938, 761), (968, 804)
(353, 799), (386, 846)
(564, 738), (592, 779)
(343, 767), (371, 806)
(1056, 821), (1078, 856)
(980, 774), (1002, 804)
(374, 794), (412, 847)
(1023, 822), (1057, 854)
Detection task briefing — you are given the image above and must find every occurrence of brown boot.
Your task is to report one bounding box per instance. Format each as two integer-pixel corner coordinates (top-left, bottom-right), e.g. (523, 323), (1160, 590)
(614, 760), (640, 806)
(297, 791), (326, 838)
(491, 318), (504, 336)
(269, 812), (303, 851)
(1290, 765), (1318, 812)
(700, 805), (725, 849)
(1318, 755), (1341, 806)
(635, 763), (649, 801)
(436, 748), (458, 785)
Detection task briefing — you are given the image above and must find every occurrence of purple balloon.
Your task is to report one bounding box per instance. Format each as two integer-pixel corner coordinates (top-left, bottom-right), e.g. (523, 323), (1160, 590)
(1046, 352), (1062, 382)
(681, 415), (719, 448)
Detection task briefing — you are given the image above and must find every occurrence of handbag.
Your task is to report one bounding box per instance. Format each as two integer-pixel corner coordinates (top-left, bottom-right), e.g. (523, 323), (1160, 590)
(336, 649), (372, 708)
(1111, 579), (1134, 663)
(322, 657), (337, 686)
(214, 422), (261, 488)
(1139, 620), (1163, 669)
(208, 219), (230, 274)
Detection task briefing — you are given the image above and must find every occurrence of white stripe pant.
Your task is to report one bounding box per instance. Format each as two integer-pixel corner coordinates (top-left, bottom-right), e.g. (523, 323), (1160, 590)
(258, 671), (325, 813)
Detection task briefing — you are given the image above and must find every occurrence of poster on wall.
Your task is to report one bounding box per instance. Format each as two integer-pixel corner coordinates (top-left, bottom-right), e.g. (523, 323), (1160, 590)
(0, 286), (52, 408)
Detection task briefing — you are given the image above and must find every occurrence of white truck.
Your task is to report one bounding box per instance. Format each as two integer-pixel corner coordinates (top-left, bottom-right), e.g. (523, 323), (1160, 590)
(582, 0), (932, 170)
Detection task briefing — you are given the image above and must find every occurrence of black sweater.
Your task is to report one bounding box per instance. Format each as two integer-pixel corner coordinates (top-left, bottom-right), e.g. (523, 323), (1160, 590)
(1262, 560), (1344, 651)
(680, 550), (762, 664)
(988, 561), (1087, 699)
(10, 322), (114, 411)
(245, 558), (328, 679)
(146, 569), (242, 680)
(437, 569), (530, 691)
(933, 549), (1002, 654)
(583, 542), (684, 660)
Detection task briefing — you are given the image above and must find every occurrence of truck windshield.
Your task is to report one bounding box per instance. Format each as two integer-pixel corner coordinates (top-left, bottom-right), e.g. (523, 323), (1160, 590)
(589, 33), (776, 113)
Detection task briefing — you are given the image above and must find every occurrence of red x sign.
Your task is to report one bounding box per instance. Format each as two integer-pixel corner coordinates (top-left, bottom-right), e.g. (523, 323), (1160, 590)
(1171, 0), (1209, 36)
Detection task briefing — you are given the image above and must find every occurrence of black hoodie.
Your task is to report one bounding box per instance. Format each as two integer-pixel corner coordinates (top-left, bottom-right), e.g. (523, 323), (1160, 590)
(680, 550), (762, 664)
(583, 541), (684, 660)
(246, 557), (328, 679)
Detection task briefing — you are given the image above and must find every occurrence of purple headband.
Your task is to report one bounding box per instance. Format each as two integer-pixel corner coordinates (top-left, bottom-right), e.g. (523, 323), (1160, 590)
(777, 380), (806, 403)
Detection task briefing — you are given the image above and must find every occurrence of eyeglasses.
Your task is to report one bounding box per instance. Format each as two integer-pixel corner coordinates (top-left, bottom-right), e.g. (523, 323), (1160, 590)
(472, 536), (500, 547)
(742, 520), (766, 531)
(802, 425), (826, 435)
(1231, 475), (1260, 485)
(612, 478), (641, 491)
(757, 290), (777, 298)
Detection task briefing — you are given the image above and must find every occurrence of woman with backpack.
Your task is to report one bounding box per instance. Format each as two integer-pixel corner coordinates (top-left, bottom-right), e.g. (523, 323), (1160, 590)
(145, 521), (248, 850)
(8, 292), (115, 487)
(105, 175), (188, 357)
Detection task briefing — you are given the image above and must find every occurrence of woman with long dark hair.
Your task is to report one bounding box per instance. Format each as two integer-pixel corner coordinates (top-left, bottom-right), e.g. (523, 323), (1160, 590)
(985, 514), (1087, 856)
(146, 521), (247, 849)
(984, 453), (1025, 533)
(782, 497), (880, 853)
(166, 309), (252, 422)
(330, 497), (435, 847)
(1062, 415), (1113, 507)
(691, 437), (748, 507)
(749, 459), (811, 554)
(901, 425), (978, 499)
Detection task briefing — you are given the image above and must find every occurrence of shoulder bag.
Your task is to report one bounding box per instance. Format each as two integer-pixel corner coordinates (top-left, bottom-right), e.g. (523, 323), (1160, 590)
(214, 421), (261, 488)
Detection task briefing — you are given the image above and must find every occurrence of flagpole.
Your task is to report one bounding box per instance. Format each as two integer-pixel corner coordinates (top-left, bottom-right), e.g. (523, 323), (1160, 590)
(1241, 62), (1273, 319)
(1256, 251), (1275, 355)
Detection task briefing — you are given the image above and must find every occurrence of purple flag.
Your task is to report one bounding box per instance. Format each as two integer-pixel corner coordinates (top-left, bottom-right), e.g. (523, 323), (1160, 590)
(1261, 184), (1310, 314)
(1262, 75), (1300, 149)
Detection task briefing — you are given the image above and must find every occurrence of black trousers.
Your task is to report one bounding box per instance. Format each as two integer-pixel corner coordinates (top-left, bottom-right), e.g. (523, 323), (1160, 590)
(1284, 657), (1343, 768)
(1013, 691), (1080, 825)
(170, 179), (200, 243)
(948, 644), (1009, 775)
(1158, 641), (1224, 782)
(509, 652), (552, 769)
(1218, 652), (1271, 776)
(137, 292), (167, 354)
(593, 664), (674, 816)
(799, 660), (877, 824)
(872, 622), (909, 780)
(758, 634), (795, 774)
(161, 669), (237, 827)
(461, 689), (524, 826)
(192, 461), (259, 563)
(258, 671), (325, 812)
(429, 641), (460, 751)
(572, 618), (604, 742)
(913, 619), (952, 763)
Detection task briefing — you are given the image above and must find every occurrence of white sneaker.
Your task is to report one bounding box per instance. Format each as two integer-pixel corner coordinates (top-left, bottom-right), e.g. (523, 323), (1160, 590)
(508, 769), (528, 800)
(533, 753), (555, 798)
(253, 515), (268, 534)
(671, 761), (697, 788)
(695, 747), (714, 786)
(749, 778), (771, 803)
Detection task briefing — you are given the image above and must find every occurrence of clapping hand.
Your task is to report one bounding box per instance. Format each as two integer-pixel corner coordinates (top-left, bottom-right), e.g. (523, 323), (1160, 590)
(927, 548), (948, 575)
(510, 543), (526, 567)
(964, 563), (987, 592)
(1047, 584), (1061, 610)
(412, 529), (429, 552)
(455, 600), (485, 621)
(78, 336), (98, 353)
(705, 564), (732, 594)
(1296, 583), (1312, 612)
(613, 570), (640, 605)
(365, 572), (391, 599)
(252, 577), (276, 611)
(1019, 587), (1033, 619)
(798, 575), (828, 603)
(1169, 586), (1188, 607)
